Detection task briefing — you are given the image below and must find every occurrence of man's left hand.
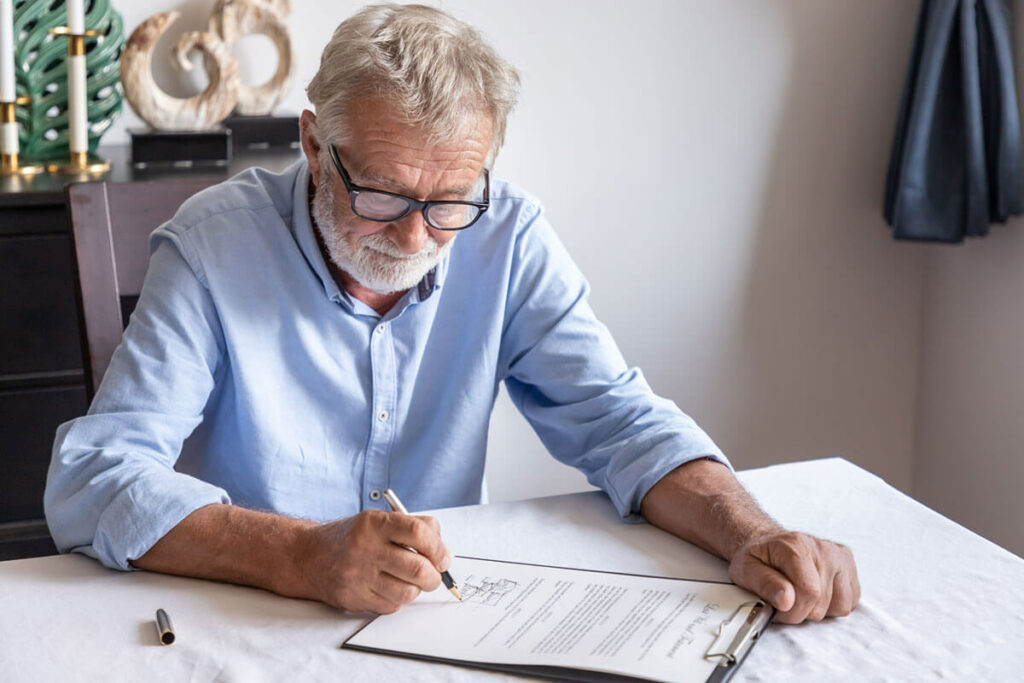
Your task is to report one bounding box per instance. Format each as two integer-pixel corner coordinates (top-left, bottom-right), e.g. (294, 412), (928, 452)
(728, 531), (860, 624)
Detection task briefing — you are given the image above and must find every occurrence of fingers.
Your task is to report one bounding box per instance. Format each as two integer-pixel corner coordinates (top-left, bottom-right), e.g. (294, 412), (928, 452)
(825, 545), (861, 618)
(731, 532), (861, 625)
(807, 560), (833, 622)
(729, 552), (795, 612)
(368, 512), (447, 595)
(383, 513), (451, 574)
(330, 542), (435, 612)
(851, 559), (862, 605)
(380, 541), (443, 592)
(826, 571), (852, 618)
(764, 534), (824, 624)
(345, 575), (420, 615)
(310, 510), (452, 614)
(370, 572), (424, 614)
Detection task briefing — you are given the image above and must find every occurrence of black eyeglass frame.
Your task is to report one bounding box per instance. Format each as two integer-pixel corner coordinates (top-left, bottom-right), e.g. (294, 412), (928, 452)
(327, 144), (490, 231)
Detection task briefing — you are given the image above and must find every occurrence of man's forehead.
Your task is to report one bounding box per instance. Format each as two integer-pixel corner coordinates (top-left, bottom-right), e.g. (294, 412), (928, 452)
(340, 144), (485, 199)
(339, 99), (493, 195)
(344, 95), (491, 140)
(350, 164), (480, 198)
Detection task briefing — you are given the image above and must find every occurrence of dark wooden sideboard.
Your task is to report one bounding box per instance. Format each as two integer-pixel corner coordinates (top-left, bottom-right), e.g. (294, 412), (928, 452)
(0, 145), (302, 561)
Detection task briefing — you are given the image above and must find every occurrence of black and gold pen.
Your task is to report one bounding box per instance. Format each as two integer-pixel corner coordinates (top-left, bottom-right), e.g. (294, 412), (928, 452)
(382, 488), (462, 601)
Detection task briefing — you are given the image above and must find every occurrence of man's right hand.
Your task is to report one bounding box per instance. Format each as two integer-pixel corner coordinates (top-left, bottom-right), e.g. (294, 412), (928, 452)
(298, 509), (452, 614)
(131, 504), (451, 615)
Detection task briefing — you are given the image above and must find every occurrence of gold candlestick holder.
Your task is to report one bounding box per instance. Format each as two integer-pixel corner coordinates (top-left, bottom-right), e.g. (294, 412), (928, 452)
(0, 96), (44, 175)
(45, 26), (110, 175)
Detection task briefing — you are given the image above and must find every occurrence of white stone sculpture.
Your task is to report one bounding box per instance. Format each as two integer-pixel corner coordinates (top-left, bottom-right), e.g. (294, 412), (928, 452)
(120, 11), (240, 131)
(209, 0), (293, 116)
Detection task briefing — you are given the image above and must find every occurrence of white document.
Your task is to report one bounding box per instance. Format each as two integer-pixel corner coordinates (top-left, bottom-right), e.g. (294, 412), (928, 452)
(344, 557), (766, 683)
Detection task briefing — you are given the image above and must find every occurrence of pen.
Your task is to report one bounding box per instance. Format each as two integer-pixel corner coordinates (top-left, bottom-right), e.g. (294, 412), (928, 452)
(155, 608), (175, 645)
(382, 488), (462, 601)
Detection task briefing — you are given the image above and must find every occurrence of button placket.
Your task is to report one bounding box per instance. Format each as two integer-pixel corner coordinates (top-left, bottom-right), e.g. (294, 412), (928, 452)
(363, 319), (397, 508)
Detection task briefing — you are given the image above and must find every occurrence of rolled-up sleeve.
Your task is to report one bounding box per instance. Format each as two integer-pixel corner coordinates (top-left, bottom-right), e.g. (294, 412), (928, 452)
(44, 233), (231, 570)
(498, 204), (730, 517)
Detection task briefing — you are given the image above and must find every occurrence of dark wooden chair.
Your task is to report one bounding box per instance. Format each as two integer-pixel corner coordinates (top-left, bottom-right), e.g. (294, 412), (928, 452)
(66, 178), (219, 398)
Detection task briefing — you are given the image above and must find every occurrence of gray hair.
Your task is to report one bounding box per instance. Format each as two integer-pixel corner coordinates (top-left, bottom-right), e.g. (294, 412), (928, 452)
(306, 3), (521, 167)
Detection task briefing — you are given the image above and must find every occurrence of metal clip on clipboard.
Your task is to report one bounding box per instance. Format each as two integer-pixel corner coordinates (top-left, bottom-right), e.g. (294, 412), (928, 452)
(703, 600), (773, 681)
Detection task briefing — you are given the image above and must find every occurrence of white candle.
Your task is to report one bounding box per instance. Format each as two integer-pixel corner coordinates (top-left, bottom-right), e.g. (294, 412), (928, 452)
(66, 0), (87, 157)
(0, 0), (17, 157)
(1, 124), (16, 154)
(1, 0), (15, 103)
(68, 54), (86, 154)
(67, 0), (84, 35)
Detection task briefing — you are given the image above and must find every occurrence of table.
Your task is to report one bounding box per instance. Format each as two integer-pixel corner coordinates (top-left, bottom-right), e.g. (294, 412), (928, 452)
(1, 458), (1021, 681)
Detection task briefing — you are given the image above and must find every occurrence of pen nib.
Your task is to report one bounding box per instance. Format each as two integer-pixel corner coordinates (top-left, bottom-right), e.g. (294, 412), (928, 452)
(450, 585), (463, 601)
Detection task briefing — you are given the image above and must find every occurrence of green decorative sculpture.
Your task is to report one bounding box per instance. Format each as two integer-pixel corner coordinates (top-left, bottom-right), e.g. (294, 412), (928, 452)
(13, 0), (124, 160)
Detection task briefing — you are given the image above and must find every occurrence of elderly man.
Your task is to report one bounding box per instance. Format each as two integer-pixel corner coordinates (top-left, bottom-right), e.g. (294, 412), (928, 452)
(46, 4), (858, 623)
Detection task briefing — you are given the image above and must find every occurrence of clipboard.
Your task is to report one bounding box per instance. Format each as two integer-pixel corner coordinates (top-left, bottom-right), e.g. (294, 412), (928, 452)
(342, 557), (774, 683)
(704, 600), (774, 683)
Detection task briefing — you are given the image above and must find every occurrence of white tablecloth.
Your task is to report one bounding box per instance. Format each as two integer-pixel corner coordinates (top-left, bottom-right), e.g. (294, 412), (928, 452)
(1, 458), (1021, 681)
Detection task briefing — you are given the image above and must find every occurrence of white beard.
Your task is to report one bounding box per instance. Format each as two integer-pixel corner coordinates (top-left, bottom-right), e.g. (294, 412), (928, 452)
(311, 172), (455, 295)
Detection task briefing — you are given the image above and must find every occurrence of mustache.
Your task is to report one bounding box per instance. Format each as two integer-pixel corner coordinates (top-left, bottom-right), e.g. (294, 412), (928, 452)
(358, 232), (438, 260)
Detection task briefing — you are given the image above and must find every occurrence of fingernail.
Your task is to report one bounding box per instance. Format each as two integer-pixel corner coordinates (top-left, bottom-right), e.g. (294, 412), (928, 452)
(440, 552), (451, 572)
(773, 589), (786, 606)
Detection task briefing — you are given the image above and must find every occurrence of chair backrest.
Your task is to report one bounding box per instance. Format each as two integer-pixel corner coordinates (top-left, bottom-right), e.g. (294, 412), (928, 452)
(66, 178), (219, 398)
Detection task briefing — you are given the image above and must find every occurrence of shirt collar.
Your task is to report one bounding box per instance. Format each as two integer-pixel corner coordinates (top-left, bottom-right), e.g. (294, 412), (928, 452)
(291, 159), (346, 305)
(291, 158), (450, 315)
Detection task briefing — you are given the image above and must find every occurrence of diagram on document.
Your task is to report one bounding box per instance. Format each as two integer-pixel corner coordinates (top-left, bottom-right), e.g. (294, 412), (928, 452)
(460, 576), (518, 606)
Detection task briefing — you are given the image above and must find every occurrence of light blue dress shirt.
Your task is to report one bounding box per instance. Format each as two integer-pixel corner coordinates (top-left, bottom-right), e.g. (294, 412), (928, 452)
(44, 160), (728, 570)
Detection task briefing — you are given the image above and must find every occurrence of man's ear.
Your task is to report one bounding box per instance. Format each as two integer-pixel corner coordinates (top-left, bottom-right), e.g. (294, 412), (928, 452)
(299, 110), (323, 186)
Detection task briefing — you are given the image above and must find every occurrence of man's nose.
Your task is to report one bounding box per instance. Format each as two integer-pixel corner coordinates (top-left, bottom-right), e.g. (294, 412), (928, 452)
(390, 210), (430, 254)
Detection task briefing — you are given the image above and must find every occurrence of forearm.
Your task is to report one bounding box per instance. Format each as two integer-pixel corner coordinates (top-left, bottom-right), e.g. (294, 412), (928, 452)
(130, 503), (317, 599)
(639, 459), (782, 560)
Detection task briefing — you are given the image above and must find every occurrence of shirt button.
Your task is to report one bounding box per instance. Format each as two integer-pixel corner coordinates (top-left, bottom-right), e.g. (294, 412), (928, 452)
(369, 489), (382, 501)
(377, 409), (389, 422)
(376, 323), (387, 334)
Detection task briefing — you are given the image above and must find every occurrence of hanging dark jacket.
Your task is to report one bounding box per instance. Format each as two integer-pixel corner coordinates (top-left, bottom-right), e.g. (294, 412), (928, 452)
(885, 0), (1022, 242)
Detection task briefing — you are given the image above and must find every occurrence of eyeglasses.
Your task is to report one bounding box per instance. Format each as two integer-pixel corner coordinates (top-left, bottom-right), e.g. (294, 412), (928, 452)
(328, 144), (489, 230)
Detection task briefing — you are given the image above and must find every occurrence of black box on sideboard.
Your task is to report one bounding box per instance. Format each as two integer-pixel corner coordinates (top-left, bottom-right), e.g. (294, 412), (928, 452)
(222, 114), (300, 150)
(129, 127), (232, 169)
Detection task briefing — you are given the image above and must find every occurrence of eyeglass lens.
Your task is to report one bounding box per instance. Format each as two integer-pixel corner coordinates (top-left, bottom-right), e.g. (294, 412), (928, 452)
(353, 192), (482, 229)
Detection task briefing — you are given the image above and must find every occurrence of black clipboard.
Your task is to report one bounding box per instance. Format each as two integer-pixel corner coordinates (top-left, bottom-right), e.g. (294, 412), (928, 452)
(704, 600), (774, 683)
(342, 557), (774, 683)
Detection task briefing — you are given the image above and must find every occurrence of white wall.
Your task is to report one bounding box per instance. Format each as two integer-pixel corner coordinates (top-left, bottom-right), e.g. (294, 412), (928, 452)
(911, 2), (1024, 559)
(472, 1), (927, 502)
(915, 231), (1024, 558)
(105, 2), (927, 506)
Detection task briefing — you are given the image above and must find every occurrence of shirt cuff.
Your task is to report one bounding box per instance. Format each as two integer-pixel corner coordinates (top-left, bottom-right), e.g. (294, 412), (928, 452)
(603, 430), (732, 518)
(92, 472), (231, 571)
